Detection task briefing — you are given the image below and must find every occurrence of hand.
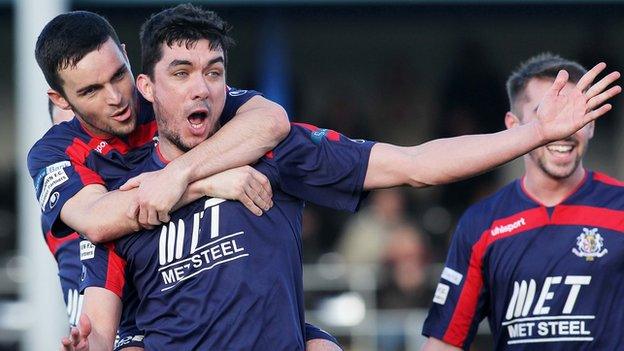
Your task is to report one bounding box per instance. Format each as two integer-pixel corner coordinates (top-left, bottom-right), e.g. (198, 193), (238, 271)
(196, 166), (273, 216)
(120, 167), (188, 227)
(535, 63), (620, 143)
(306, 339), (342, 351)
(60, 314), (91, 351)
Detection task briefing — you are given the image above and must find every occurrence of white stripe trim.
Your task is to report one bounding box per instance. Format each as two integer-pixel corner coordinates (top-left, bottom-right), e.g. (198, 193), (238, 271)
(502, 315), (595, 326)
(508, 337), (593, 344)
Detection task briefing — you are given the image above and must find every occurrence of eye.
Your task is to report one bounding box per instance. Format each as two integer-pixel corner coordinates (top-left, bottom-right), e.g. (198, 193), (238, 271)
(174, 71), (189, 78)
(112, 69), (126, 81)
(80, 87), (97, 97)
(206, 70), (222, 78)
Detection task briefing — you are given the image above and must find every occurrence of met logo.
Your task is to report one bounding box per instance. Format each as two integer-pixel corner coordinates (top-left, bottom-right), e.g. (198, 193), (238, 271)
(158, 198), (226, 266)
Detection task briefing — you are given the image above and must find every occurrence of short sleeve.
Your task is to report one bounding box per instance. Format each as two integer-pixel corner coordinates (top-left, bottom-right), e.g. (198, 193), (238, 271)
(79, 241), (127, 299)
(422, 208), (489, 349)
(28, 133), (104, 237)
(219, 86), (262, 124)
(305, 323), (340, 346)
(271, 123), (374, 212)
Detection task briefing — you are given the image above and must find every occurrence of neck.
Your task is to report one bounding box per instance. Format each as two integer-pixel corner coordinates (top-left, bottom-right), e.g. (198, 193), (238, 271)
(522, 161), (586, 207)
(75, 115), (114, 139)
(157, 137), (185, 163)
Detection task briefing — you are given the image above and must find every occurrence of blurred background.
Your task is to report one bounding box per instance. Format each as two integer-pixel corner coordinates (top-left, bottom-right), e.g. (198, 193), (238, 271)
(2, 0), (624, 350)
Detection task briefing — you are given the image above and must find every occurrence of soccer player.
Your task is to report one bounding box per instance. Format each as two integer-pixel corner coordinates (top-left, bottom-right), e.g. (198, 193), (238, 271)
(421, 54), (624, 350)
(69, 5), (619, 350)
(35, 10), (341, 351)
(31, 10), (288, 249)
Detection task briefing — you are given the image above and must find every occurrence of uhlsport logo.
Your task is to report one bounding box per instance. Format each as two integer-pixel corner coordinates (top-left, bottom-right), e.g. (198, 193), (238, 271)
(503, 275), (593, 345)
(490, 217), (526, 236)
(157, 198), (248, 292)
(572, 228), (607, 261)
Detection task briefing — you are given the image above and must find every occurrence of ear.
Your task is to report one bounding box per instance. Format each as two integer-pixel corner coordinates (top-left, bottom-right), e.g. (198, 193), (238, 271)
(120, 43), (132, 70)
(586, 120), (595, 140)
(136, 74), (154, 103)
(505, 111), (521, 130)
(47, 89), (72, 110)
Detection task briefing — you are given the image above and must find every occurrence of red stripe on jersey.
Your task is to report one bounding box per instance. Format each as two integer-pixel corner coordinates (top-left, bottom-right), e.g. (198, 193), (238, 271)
(442, 207), (550, 347)
(45, 230), (79, 256)
(552, 205), (624, 232)
(129, 120), (158, 148)
(593, 172), (624, 187)
(265, 151), (274, 159)
(65, 138), (105, 186)
(104, 242), (127, 298)
(291, 122), (318, 131)
(291, 122), (341, 141)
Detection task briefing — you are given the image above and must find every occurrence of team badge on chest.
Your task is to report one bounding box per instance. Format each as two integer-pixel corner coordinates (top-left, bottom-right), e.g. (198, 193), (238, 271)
(572, 228), (607, 261)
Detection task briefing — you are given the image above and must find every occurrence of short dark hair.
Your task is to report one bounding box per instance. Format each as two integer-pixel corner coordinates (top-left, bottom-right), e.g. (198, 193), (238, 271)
(35, 11), (122, 96)
(506, 53), (587, 112)
(140, 3), (234, 78)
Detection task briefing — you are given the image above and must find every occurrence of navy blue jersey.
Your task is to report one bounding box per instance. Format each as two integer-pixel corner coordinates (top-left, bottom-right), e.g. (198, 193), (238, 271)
(81, 124), (373, 350)
(422, 171), (624, 350)
(30, 87), (259, 349)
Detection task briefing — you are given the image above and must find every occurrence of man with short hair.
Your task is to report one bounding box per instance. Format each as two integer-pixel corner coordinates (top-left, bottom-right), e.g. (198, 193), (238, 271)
(31, 10), (289, 248)
(71, 5), (619, 350)
(422, 54), (624, 350)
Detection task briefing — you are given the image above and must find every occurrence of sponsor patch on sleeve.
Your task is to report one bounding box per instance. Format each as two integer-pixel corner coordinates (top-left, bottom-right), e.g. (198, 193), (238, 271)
(441, 267), (463, 286)
(80, 241), (96, 261)
(39, 168), (69, 210)
(433, 283), (450, 305)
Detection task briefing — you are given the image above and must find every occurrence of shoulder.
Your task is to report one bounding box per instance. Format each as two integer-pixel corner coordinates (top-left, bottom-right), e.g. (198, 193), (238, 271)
(28, 122), (87, 166)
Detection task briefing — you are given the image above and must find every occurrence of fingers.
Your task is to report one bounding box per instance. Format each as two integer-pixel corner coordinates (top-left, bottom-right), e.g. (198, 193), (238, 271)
(546, 70), (570, 97)
(248, 172), (273, 211)
(586, 85), (622, 111)
(584, 104), (612, 123)
(576, 62), (607, 92)
(78, 314), (92, 337)
(157, 210), (171, 223)
(585, 71), (620, 100)
(61, 337), (72, 351)
(146, 207), (161, 226)
(239, 193), (263, 216)
(119, 175), (143, 191)
(70, 327), (81, 345)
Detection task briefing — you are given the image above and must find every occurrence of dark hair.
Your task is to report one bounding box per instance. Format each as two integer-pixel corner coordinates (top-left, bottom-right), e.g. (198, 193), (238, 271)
(506, 53), (587, 112)
(35, 11), (122, 96)
(140, 3), (234, 78)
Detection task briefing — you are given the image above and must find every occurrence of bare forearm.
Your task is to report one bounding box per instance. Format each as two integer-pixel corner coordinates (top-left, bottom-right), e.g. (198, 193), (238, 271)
(365, 121), (544, 189)
(170, 98), (289, 183)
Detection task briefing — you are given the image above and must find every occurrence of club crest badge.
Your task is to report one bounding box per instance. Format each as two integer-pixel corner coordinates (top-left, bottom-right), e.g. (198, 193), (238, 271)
(572, 228), (608, 261)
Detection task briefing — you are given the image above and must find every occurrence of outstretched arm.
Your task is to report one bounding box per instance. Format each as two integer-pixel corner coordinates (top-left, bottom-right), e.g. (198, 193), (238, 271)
(364, 63), (620, 189)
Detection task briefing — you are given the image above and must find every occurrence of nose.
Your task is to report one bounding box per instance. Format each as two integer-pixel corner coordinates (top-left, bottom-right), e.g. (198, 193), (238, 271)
(104, 84), (122, 106)
(190, 73), (210, 101)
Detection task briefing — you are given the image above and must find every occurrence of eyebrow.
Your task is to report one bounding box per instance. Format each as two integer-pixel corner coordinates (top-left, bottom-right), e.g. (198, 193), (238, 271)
(75, 64), (127, 95)
(168, 56), (225, 69)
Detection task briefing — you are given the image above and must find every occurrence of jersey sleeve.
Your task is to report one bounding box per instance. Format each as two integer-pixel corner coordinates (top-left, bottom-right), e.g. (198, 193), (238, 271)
(79, 241), (127, 299)
(218, 86), (262, 124)
(271, 123), (375, 212)
(305, 323), (340, 346)
(421, 207), (489, 350)
(28, 132), (105, 237)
